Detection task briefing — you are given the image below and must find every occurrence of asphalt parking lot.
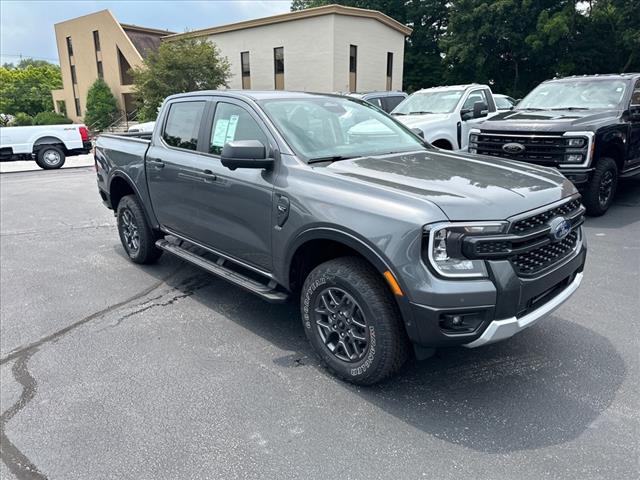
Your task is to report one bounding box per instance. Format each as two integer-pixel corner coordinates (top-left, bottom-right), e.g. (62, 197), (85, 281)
(1, 166), (638, 480)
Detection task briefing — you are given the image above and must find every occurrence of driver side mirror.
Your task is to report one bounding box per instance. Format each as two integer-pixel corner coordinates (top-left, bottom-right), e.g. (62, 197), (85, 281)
(220, 140), (274, 170)
(473, 101), (489, 119)
(629, 105), (640, 121)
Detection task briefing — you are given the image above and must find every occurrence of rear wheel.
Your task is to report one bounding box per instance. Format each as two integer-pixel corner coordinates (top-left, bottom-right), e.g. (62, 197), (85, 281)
(583, 157), (618, 216)
(117, 195), (162, 264)
(300, 257), (409, 385)
(35, 146), (65, 169)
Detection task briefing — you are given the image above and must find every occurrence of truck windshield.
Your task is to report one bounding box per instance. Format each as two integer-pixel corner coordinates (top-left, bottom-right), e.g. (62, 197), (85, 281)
(518, 79), (627, 110)
(391, 90), (464, 115)
(260, 97), (427, 162)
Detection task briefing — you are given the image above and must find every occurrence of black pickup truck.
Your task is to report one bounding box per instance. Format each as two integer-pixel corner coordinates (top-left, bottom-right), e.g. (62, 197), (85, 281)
(469, 73), (640, 215)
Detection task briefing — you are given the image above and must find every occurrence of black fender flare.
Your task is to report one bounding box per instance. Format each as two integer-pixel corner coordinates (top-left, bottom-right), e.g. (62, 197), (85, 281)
(107, 171), (159, 228)
(282, 226), (417, 333)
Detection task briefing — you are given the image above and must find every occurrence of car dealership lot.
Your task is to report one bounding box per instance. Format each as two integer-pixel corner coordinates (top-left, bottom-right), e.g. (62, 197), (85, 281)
(0, 167), (638, 480)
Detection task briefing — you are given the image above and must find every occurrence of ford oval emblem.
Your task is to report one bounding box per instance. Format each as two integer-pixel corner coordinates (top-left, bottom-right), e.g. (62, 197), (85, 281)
(502, 142), (525, 154)
(548, 217), (572, 242)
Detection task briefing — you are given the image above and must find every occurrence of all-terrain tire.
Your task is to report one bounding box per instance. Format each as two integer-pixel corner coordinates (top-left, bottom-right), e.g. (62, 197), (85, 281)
(300, 256), (409, 385)
(583, 157), (618, 216)
(117, 194), (163, 264)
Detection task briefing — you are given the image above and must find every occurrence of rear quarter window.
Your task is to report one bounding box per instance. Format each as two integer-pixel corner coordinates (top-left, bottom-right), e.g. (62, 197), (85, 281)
(162, 101), (205, 151)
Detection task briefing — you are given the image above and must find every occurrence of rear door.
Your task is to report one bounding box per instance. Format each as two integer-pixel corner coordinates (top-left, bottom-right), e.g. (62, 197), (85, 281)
(146, 98), (210, 240)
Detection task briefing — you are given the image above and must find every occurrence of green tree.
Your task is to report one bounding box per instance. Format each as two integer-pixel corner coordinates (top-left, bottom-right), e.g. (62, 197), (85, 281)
(12, 112), (34, 126)
(84, 78), (119, 130)
(0, 59), (62, 116)
(33, 111), (73, 125)
(132, 38), (231, 121)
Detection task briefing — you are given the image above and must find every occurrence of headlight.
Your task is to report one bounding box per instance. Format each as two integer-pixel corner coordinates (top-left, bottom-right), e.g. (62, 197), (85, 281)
(469, 134), (479, 143)
(564, 153), (583, 163)
(566, 137), (586, 147)
(423, 222), (507, 278)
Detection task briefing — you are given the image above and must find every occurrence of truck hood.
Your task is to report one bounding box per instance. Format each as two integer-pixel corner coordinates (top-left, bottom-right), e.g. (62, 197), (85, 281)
(325, 150), (576, 221)
(393, 113), (451, 129)
(479, 108), (621, 133)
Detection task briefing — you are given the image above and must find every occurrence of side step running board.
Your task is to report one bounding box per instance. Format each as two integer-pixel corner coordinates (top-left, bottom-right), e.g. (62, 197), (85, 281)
(155, 239), (289, 303)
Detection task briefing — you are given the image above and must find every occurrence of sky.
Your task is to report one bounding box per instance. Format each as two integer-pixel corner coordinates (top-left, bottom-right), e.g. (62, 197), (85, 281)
(0, 0), (292, 66)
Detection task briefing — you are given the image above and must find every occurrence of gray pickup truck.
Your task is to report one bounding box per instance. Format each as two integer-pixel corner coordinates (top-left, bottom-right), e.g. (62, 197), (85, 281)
(95, 91), (587, 385)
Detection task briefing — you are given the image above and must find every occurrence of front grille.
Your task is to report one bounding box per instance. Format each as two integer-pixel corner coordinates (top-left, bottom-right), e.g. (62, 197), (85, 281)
(462, 198), (584, 277)
(511, 230), (579, 275)
(511, 199), (582, 234)
(474, 132), (566, 165)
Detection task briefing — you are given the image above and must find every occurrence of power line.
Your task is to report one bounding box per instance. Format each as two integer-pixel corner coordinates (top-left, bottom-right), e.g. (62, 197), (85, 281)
(1, 53), (60, 62)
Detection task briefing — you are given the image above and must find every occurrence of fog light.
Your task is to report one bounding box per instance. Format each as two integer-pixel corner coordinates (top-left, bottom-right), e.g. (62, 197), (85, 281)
(564, 153), (583, 163)
(469, 147), (477, 154)
(439, 312), (484, 334)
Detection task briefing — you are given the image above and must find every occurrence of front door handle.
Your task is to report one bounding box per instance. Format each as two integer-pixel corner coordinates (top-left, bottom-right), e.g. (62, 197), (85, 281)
(202, 169), (217, 181)
(148, 158), (165, 169)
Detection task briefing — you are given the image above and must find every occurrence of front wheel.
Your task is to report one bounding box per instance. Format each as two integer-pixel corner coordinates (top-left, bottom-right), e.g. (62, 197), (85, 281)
(117, 195), (163, 264)
(300, 257), (409, 385)
(35, 146), (66, 169)
(583, 157), (618, 216)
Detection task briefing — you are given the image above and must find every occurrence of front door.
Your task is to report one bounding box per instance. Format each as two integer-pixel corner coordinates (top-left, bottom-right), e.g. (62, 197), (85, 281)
(459, 89), (492, 150)
(190, 99), (277, 271)
(627, 79), (640, 169)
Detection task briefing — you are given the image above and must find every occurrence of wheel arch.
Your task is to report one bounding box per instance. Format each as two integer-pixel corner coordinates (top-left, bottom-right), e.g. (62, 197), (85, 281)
(431, 138), (454, 150)
(597, 137), (625, 171)
(284, 227), (418, 345)
(32, 136), (67, 153)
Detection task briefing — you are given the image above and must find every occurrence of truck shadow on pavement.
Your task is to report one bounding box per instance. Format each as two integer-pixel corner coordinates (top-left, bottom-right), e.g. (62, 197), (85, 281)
(154, 262), (626, 455)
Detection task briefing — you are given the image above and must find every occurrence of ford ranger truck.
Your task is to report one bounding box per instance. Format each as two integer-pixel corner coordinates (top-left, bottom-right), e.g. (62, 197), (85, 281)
(469, 73), (640, 216)
(95, 91), (586, 385)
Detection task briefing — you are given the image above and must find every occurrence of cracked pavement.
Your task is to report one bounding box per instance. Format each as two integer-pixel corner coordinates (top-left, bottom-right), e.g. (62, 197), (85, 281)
(1, 167), (639, 479)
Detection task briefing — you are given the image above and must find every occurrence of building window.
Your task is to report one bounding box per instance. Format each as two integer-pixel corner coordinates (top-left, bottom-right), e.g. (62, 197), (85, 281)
(56, 100), (67, 116)
(66, 36), (73, 56)
(93, 30), (101, 52)
(97, 61), (103, 79)
(74, 98), (81, 117)
(118, 48), (134, 85)
(274, 47), (284, 90)
(241, 51), (251, 89)
(349, 45), (357, 92)
(386, 52), (393, 90)
(70, 65), (77, 84)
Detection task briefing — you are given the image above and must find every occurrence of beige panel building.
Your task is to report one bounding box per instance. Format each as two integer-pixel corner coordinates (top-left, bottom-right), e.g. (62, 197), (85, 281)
(51, 10), (173, 123)
(163, 5), (411, 93)
(52, 5), (410, 123)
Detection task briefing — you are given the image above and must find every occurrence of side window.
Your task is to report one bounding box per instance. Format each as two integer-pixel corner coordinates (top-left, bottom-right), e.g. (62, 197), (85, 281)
(367, 97), (383, 109)
(383, 95), (405, 112)
(209, 102), (269, 155)
(162, 101), (205, 151)
(631, 80), (640, 106)
(462, 90), (488, 110)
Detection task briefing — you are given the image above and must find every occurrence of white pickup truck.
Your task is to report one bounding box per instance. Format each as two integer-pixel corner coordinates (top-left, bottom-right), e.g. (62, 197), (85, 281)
(0, 123), (92, 169)
(391, 84), (498, 150)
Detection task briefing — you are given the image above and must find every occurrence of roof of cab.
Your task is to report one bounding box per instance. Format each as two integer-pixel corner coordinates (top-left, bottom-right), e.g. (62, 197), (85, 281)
(165, 90), (336, 102)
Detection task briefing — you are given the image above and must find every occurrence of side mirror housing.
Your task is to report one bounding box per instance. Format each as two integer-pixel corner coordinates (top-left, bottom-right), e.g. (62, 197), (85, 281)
(473, 101), (489, 119)
(220, 140), (273, 170)
(629, 105), (640, 121)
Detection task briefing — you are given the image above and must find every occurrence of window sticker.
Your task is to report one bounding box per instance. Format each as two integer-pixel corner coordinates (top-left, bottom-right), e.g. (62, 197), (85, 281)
(211, 119), (229, 147)
(225, 115), (239, 143)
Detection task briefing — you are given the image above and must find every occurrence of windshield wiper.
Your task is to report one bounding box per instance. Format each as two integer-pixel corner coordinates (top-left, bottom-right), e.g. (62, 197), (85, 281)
(515, 107), (545, 111)
(408, 111), (434, 115)
(308, 155), (358, 164)
(549, 106), (590, 111)
(391, 112), (406, 116)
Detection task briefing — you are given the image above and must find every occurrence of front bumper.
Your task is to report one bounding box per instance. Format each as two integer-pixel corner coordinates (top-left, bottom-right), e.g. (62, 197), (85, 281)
(464, 271), (583, 348)
(559, 168), (593, 186)
(407, 242), (586, 348)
